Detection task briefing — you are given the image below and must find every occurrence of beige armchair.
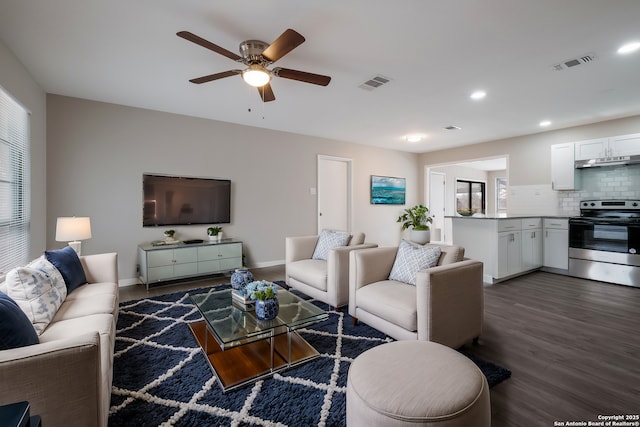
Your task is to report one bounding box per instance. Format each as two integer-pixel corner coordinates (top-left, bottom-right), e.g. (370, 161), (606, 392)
(348, 243), (484, 348)
(285, 232), (377, 309)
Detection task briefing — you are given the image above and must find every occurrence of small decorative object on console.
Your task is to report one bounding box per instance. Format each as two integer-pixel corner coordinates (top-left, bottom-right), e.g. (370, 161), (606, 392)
(164, 229), (177, 243)
(207, 226), (223, 242)
(231, 268), (254, 290)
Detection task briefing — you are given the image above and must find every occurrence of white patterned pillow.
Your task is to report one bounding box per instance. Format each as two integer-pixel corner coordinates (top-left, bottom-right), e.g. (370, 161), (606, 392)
(5, 256), (67, 335)
(312, 230), (352, 260)
(389, 240), (442, 285)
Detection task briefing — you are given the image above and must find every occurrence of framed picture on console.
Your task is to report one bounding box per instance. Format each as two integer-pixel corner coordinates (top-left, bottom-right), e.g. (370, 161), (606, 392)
(370, 175), (406, 205)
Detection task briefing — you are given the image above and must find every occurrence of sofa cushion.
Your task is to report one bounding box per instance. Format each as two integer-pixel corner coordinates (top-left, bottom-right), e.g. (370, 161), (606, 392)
(389, 240), (441, 285)
(0, 292), (39, 350)
(53, 293), (118, 322)
(5, 256), (68, 335)
(357, 280), (417, 332)
(287, 259), (328, 291)
(312, 229), (351, 260)
(45, 246), (87, 293)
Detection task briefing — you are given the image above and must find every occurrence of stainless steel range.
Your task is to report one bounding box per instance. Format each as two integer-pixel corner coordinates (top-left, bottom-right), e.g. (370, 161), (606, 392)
(569, 200), (640, 287)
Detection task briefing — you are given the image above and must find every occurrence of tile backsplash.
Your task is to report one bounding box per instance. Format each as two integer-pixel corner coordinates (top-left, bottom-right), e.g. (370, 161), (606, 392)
(557, 164), (640, 216)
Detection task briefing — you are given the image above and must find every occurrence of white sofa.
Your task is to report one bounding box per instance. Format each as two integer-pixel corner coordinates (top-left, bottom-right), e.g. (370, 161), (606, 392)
(0, 252), (119, 427)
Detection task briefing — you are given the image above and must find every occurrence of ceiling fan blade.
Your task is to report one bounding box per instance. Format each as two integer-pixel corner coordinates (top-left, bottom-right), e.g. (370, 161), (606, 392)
(273, 67), (331, 86)
(261, 29), (305, 63)
(177, 31), (242, 61)
(258, 83), (276, 102)
(189, 70), (241, 84)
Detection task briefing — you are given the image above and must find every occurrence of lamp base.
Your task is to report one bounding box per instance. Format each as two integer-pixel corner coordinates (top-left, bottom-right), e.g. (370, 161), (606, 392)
(68, 241), (82, 255)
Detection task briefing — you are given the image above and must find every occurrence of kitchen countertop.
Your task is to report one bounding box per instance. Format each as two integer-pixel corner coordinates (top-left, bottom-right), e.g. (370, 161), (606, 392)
(446, 215), (572, 219)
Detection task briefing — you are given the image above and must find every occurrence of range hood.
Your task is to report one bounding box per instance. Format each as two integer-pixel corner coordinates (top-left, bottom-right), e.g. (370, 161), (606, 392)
(575, 155), (640, 168)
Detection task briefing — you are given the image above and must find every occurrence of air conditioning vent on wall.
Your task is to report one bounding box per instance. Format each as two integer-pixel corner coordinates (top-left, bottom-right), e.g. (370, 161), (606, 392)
(552, 52), (597, 71)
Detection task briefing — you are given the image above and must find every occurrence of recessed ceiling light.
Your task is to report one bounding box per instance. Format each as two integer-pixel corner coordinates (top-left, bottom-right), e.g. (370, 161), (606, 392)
(470, 90), (487, 100)
(539, 120), (552, 127)
(405, 135), (423, 143)
(617, 41), (640, 55)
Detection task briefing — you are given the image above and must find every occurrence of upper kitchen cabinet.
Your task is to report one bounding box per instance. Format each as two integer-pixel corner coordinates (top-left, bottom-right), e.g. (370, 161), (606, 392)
(574, 133), (640, 160)
(551, 142), (581, 190)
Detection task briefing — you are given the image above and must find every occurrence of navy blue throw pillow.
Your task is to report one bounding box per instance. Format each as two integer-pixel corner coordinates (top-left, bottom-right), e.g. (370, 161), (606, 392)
(45, 246), (87, 293)
(0, 292), (39, 350)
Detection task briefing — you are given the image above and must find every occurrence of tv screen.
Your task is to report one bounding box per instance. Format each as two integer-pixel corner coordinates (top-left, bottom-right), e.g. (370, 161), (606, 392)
(143, 174), (231, 226)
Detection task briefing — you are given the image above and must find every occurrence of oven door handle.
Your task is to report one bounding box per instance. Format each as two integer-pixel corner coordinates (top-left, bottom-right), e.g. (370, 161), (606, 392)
(570, 219), (627, 226)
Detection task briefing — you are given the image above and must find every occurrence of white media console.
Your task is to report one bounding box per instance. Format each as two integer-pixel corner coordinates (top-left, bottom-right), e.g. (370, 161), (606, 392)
(138, 239), (243, 289)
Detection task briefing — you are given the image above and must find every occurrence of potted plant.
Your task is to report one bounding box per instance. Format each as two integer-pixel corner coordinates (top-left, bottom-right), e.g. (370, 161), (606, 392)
(164, 229), (176, 242)
(245, 280), (279, 320)
(207, 226), (223, 242)
(396, 204), (433, 244)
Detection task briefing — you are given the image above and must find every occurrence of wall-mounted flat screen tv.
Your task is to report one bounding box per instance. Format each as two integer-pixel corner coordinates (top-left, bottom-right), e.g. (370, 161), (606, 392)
(143, 174), (231, 226)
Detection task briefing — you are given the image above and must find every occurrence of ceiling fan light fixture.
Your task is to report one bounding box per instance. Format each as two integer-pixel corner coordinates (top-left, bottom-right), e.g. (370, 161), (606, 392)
(242, 65), (271, 87)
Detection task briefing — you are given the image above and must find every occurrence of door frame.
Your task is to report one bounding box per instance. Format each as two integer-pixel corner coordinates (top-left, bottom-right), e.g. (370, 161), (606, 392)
(317, 155), (353, 233)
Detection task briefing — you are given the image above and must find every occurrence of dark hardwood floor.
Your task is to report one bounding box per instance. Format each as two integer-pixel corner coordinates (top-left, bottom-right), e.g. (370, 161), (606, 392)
(118, 267), (640, 427)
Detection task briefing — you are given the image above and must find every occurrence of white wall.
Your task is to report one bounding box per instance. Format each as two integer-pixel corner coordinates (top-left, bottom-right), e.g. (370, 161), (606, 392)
(0, 39), (47, 259)
(46, 95), (419, 283)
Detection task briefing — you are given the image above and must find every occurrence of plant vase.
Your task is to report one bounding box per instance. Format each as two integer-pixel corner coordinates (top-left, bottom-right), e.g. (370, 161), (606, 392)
(255, 298), (279, 321)
(410, 229), (431, 245)
(231, 268), (254, 290)
(209, 235), (218, 241)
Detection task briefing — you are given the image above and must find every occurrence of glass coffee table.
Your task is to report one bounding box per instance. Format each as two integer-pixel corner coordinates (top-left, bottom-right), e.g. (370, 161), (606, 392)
(188, 285), (328, 392)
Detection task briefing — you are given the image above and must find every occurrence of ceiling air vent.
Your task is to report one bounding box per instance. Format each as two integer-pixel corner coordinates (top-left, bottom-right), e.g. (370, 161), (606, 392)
(359, 75), (391, 91)
(443, 125), (462, 131)
(552, 52), (597, 71)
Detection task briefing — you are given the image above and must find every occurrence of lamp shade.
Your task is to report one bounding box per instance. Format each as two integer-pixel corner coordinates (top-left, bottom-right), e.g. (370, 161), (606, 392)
(55, 217), (92, 241)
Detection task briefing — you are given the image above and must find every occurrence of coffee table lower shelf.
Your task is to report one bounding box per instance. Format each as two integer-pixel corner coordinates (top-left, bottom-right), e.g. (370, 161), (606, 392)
(189, 320), (320, 392)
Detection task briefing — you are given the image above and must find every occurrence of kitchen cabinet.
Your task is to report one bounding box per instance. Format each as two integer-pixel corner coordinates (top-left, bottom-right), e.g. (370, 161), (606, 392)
(574, 133), (640, 160)
(521, 218), (543, 271)
(498, 230), (522, 278)
(138, 240), (243, 288)
(551, 142), (581, 190)
(543, 218), (569, 270)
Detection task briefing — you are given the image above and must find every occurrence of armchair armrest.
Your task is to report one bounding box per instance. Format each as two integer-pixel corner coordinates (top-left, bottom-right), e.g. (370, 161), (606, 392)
(0, 333), (101, 426)
(80, 252), (118, 284)
(328, 243), (378, 306)
(415, 259), (484, 347)
(285, 235), (319, 262)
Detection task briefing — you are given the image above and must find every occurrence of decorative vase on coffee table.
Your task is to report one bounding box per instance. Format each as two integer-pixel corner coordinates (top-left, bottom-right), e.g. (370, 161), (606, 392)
(231, 268), (254, 290)
(255, 298), (279, 320)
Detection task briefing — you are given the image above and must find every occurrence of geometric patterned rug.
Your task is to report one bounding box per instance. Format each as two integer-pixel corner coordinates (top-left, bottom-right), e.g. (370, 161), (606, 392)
(109, 282), (510, 426)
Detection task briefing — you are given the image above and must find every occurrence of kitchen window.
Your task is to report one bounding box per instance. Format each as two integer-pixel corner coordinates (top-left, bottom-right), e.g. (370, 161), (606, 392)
(456, 179), (485, 216)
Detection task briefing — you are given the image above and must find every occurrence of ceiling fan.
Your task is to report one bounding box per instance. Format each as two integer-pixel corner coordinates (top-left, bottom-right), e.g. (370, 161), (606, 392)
(177, 28), (331, 102)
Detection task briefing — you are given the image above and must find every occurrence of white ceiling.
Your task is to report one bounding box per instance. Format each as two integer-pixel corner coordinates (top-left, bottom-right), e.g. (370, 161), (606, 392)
(1, 0), (640, 153)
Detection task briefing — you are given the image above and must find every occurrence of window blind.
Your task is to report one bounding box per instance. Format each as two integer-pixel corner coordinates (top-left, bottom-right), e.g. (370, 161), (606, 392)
(0, 86), (30, 278)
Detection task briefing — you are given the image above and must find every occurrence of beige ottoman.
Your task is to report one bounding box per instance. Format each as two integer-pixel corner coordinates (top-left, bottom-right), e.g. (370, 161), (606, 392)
(346, 341), (490, 426)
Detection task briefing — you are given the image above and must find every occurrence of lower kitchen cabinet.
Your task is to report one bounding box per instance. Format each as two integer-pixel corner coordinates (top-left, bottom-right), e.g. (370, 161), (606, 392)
(543, 218), (569, 270)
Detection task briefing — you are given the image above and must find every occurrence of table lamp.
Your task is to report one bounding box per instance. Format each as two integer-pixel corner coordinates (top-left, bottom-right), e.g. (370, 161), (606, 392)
(55, 217), (92, 255)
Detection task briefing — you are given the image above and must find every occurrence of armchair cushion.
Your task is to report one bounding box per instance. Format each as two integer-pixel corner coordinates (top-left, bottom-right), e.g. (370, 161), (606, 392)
(286, 259), (329, 292)
(388, 240), (441, 285)
(312, 229), (351, 260)
(357, 280), (417, 331)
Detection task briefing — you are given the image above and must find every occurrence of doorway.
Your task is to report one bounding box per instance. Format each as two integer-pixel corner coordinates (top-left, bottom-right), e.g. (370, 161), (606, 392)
(317, 155), (352, 233)
(428, 171), (446, 242)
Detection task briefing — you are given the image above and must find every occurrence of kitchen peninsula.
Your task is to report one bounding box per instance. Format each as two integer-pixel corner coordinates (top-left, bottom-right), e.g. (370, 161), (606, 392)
(450, 215), (569, 283)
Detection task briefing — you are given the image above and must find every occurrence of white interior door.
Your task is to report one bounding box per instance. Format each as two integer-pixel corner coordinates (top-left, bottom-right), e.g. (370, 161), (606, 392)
(428, 171), (446, 242)
(317, 155), (351, 233)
